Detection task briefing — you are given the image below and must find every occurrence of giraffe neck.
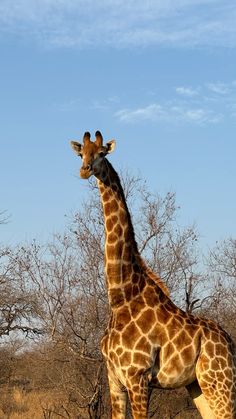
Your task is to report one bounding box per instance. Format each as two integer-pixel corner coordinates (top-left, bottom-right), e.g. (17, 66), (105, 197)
(96, 159), (140, 307)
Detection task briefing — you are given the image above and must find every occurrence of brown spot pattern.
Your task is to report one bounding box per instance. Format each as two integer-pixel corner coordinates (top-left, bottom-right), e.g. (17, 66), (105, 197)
(122, 322), (141, 348)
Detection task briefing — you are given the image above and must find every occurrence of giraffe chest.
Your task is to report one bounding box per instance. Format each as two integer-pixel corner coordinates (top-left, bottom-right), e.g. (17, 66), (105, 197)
(101, 331), (157, 390)
(101, 317), (159, 390)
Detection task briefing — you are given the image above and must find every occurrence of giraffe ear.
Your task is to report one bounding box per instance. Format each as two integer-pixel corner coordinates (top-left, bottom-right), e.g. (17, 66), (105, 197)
(70, 141), (83, 156)
(105, 140), (116, 154)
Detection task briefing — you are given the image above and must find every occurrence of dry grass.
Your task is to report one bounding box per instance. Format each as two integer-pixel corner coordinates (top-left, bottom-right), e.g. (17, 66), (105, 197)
(0, 385), (201, 419)
(0, 388), (74, 419)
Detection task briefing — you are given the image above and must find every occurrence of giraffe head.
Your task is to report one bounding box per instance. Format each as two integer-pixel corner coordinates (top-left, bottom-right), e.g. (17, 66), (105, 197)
(70, 131), (115, 179)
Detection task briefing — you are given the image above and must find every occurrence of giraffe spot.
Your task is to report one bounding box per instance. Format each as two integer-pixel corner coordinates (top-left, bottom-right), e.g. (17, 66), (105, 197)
(198, 319), (206, 328)
(139, 276), (145, 290)
(135, 336), (151, 353)
(115, 306), (131, 331)
(167, 317), (183, 340)
(200, 384), (211, 398)
(180, 346), (195, 365)
(148, 324), (166, 345)
(110, 330), (121, 346)
(120, 351), (132, 367)
(216, 371), (225, 382)
(172, 330), (192, 348)
(146, 277), (154, 286)
(160, 328), (169, 345)
(130, 296), (145, 318)
(185, 324), (199, 339)
(116, 347), (123, 356)
(124, 226), (133, 242)
(117, 240), (124, 258)
(123, 245), (132, 262)
(132, 273), (139, 284)
(157, 289), (167, 304)
(120, 209), (127, 224)
(122, 322), (141, 348)
(133, 394), (142, 404)
(103, 191), (110, 202)
(106, 263), (120, 279)
(127, 366), (138, 377)
(109, 288), (124, 307)
(198, 353), (210, 372)
(109, 241), (123, 259)
(132, 285), (139, 297)
(110, 199), (119, 212)
(215, 342), (225, 357)
(211, 331), (220, 342)
(106, 244), (115, 259)
(219, 334), (228, 346)
(224, 367), (233, 380)
(107, 232), (117, 244)
(133, 263), (140, 273)
(136, 309), (156, 334)
(111, 214), (118, 224)
(114, 224), (123, 236)
(162, 342), (175, 361)
(143, 286), (160, 306)
(124, 284), (132, 301)
(112, 276), (122, 287)
(133, 352), (150, 367)
(104, 202), (111, 216)
(205, 341), (215, 358)
(155, 306), (172, 325)
(106, 218), (113, 232)
(175, 314), (185, 326)
(122, 263), (132, 279)
(147, 325), (158, 344)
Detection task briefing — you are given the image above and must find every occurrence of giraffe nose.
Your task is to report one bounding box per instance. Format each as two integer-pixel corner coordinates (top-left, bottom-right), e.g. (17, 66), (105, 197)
(80, 164), (92, 179)
(83, 164), (91, 171)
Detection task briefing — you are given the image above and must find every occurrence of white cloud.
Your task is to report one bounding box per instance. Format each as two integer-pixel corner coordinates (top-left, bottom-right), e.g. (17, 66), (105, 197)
(115, 103), (222, 125)
(176, 87), (199, 97)
(206, 82), (231, 95)
(114, 77), (236, 125)
(116, 104), (166, 122)
(55, 79), (236, 125)
(0, 0), (235, 48)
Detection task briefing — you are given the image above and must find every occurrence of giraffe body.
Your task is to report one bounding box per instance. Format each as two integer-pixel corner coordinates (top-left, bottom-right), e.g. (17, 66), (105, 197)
(70, 131), (236, 419)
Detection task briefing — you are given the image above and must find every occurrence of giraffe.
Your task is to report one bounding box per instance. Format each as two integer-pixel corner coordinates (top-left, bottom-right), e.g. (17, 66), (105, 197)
(70, 131), (236, 419)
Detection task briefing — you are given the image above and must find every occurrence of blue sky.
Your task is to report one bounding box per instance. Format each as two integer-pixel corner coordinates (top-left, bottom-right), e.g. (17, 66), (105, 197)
(0, 0), (236, 250)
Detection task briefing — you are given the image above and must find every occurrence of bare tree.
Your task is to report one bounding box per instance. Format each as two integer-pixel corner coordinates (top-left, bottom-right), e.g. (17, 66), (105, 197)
(0, 210), (10, 225)
(0, 173), (217, 418)
(206, 238), (236, 339)
(0, 246), (42, 339)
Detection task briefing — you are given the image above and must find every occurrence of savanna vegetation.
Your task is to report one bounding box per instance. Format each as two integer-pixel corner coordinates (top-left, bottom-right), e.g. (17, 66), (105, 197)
(1, 174), (236, 418)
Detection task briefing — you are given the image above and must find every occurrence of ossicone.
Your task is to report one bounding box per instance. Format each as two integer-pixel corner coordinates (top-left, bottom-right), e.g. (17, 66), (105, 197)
(95, 131), (103, 147)
(83, 132), (91, 144)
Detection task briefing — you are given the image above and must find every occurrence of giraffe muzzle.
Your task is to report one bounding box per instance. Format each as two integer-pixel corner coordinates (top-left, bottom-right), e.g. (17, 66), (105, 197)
(80, 164), (92, 179)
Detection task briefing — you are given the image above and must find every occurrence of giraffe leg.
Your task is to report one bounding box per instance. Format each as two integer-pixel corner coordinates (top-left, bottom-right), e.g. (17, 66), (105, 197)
(127, 372), (149, 419)
(186, 381), (216, 419)
(108, 371), (127, 419)
(195, 353), (236, 419)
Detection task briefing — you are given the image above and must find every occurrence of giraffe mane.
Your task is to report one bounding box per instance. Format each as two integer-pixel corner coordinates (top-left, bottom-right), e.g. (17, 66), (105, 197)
(104, 159), (169, 296)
